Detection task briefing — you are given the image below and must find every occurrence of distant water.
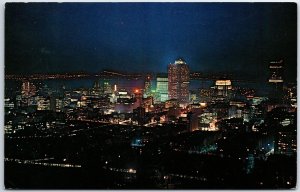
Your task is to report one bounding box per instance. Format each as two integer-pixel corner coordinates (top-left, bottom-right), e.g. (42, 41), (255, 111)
(6, 78), (270, 96)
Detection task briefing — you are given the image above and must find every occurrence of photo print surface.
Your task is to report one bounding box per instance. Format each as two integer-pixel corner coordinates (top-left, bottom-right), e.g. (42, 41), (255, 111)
(5, 2), (297, 189)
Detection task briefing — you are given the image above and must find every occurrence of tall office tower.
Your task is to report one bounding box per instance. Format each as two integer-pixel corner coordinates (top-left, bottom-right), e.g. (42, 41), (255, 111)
(36, 96), (51, 110)
(55, 97), (64, 112)
(199, 88), (214, 103)
(156, 73), (168, 102)
(268, 59), (284, 103)
(94, 80), (100, 89)
(21, 81), (36, 97)
(215, 79), (232, 98)
(168, 58), (190, 105)
(103, 80), (112, 94)
(275, 124), (297, 156)
(134, 89), (143, 107)
(92, 80), (101, 95)
(144, 75), (151, 97)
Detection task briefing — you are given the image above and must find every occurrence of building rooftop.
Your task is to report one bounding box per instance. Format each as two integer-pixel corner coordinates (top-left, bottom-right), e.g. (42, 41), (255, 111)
(175, 58), (186, 65)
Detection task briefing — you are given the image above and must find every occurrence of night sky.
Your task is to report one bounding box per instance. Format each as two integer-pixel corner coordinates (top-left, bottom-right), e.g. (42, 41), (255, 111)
(5, 3), (297, 82)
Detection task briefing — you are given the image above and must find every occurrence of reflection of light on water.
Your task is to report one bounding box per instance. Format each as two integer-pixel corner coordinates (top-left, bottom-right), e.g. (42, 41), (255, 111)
(44, 79), (145, 91)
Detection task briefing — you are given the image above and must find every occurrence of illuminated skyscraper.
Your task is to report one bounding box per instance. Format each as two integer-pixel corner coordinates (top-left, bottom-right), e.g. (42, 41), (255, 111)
(36, 96), (51, 110)
(214, 79), (232, 99)
(134, 89), (143, 107)
(269, 59), (284, 83)
(268, 59), (284, 103)
(168, 58), (190, 105)
(144, 75), (151, 97)
(275, 126), (297, 156)
(92, 80), (101, 95)
(103, 80), (112, 94)
(21, 81), (36, 97)
(156, 73), (168, 102)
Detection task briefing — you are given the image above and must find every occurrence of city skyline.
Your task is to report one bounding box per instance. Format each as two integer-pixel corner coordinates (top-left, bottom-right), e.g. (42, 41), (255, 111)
(5, 3), (297, 82)
(5, 2), (297, 189)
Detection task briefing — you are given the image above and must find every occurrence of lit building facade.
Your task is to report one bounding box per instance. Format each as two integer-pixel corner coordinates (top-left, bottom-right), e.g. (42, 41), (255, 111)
(156, 73), (168, 102)
(134, 89), (143, 107)
(215, 79), (232, 98)
(36, 96), (51, 110)
(168, 58), (190, 105)
(199, 88), (214, 103)
(144, 75), (151, 97)
(269, 59), (284, 83)
(55, 98), (64, 112)
(198, 111), (218, 131)
(284, 84), (297, 108)
(21, 81), (36, 97)
(92, 80), (101, 95)
(115, 90), (138, 113)
(268, 59), (284, 103)
(103, 80), (112, 94)
(275, 127), (296, 156)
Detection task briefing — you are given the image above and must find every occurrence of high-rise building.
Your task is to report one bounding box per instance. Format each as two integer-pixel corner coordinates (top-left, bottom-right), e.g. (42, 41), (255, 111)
(269, 59), (284, 83)
(275, 125), (296, 156)
(55, 97), (64, 112)
(156, 73), (168, 102)
(268, 59), (284, 103)
(144, 75), (151, 97)
(92, 80), (101, 95)
(134, 89), (143, 107)
(168, 58), (190, 105)
(93, 80), (100, 89)
(36, 96), (51, 110)
(284, 83), (297, 108)
(21, 81), (36, 97)
(214, 79), (232, 99)
(199, 88), (214, 103)
(103, 80), (112, 94)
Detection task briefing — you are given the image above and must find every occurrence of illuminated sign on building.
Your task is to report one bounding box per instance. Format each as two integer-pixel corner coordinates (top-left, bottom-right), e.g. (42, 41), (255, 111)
(118, 91), (128, 95)
(269, 79), (283, 83)
(215, 80), (232, 86)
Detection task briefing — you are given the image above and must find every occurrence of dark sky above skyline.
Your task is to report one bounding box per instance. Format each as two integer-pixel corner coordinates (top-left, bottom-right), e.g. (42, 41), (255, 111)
(5, 3), (297, 82)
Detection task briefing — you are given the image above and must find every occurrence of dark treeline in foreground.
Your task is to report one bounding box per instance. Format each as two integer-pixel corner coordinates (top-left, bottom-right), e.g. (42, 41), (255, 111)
(5, 120), (296, 189)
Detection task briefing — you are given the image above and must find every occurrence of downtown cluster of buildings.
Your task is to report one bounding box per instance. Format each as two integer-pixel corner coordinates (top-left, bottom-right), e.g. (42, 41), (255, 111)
(5, 58), (297, 155)
(4, 58), (297, 188)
